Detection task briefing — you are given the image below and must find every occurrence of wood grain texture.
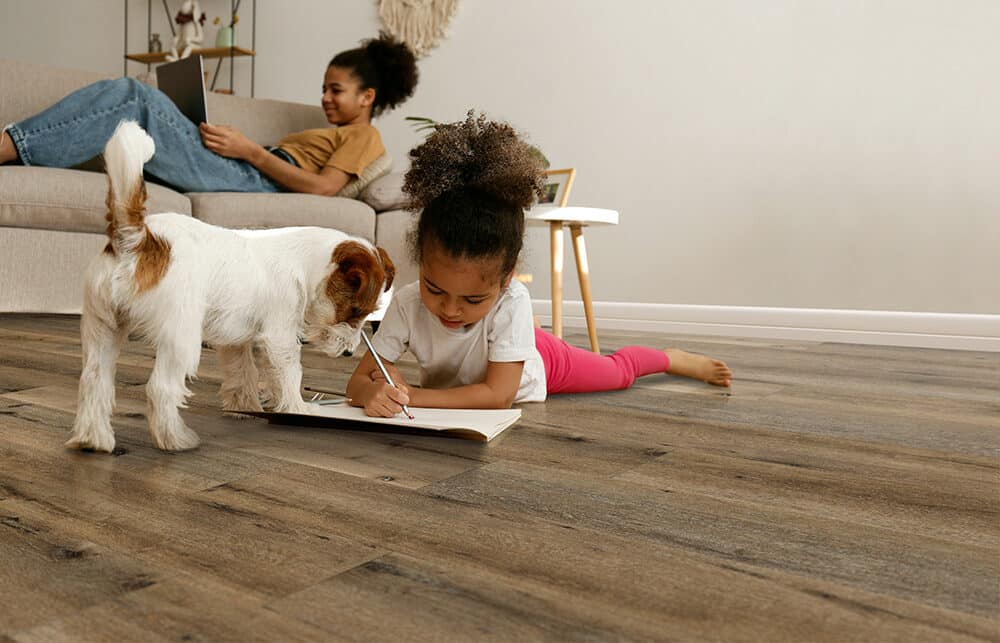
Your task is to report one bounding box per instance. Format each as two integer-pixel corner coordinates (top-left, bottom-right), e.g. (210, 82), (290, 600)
(0, 313), (997, 641)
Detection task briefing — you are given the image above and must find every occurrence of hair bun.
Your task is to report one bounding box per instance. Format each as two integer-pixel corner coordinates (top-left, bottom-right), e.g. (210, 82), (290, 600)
(404, 111), (546, 211)
(363, 32), (418, 115)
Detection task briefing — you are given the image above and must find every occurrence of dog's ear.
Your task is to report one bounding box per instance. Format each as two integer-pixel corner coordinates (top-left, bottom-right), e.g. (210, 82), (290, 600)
(376, 246), (395, 291)
(331, 241), (372, 292)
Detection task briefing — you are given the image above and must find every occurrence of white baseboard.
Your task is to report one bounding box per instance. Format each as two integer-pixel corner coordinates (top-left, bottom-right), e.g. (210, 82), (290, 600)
(532, 300), (1000, 351)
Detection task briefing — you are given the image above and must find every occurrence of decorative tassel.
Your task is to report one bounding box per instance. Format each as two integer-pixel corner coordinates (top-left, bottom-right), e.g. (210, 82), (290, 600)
(378, 0), (459, 57)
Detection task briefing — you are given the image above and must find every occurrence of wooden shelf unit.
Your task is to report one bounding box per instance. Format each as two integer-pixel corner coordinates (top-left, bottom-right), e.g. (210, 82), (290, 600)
(124, 0), (257, 96)
(125, 46), (255, 65)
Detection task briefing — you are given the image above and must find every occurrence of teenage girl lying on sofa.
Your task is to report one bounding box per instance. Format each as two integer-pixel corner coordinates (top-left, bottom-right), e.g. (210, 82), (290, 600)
(0, 33), (417, 196)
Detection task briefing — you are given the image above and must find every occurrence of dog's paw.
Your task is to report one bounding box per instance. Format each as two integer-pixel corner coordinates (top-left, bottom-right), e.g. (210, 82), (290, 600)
(157, 429), (201, 451)
(149, 417), (201, 451)
(273, 400), (311, 415)
(221, 394), (264, 415)
(65, 425), (116, 453)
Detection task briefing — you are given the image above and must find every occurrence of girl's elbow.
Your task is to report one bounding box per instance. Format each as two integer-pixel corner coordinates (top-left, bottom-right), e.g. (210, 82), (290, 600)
(494, 392), (516, 409)
(307, 179), (341, 197)
(319, 178), (348, 197)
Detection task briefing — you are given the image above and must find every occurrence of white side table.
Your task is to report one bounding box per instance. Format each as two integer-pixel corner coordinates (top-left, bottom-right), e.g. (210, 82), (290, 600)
(525, 206), (619, 353)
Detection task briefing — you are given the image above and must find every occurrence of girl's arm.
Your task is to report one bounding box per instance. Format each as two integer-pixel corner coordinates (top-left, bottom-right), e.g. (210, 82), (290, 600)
(407, 361), (524, 410)
(349, 355), (524, 416)
(346, 350), (411, 416)
(248, 147), (351, 196)
(199, 123), (351, 196)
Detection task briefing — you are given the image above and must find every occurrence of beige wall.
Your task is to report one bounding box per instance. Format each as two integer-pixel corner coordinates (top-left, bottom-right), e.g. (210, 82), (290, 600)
(4, 0), (998, 314)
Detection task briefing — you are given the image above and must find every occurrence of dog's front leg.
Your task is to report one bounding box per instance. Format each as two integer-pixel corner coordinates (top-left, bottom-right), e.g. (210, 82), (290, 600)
(261, 336), (310, 414)
(67, 309), (127, 453)
(218, 343), (264, 415)
(145, 332), (202, 451)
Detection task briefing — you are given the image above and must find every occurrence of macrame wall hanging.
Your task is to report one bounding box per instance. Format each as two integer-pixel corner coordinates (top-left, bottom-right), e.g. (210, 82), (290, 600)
(378, 0), (459, 57)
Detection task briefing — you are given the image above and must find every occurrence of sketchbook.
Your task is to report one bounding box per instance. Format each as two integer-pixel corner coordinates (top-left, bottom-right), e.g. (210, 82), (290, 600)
(237, 401), (521, 442)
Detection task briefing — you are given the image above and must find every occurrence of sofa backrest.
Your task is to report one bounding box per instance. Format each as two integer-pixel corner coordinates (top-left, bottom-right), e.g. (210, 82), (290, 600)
(0, 58), (328, 148)
(0, 58), (109, 126)
(207, 90), (328, 147)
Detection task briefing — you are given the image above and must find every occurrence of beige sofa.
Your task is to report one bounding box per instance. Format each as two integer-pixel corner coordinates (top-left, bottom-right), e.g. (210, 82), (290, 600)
(0, 58), (418, 313)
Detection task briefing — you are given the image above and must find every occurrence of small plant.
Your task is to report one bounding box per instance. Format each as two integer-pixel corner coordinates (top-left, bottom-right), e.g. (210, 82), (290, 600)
(404, 116), (439, 134)
(212, 14), (239, 28)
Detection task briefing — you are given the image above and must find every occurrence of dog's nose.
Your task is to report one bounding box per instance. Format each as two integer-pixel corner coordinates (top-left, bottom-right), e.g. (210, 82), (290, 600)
(342, 350), (353, 357)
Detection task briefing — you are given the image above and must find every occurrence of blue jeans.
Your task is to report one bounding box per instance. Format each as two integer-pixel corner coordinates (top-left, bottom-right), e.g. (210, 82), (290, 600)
(5, 77), (282, 193)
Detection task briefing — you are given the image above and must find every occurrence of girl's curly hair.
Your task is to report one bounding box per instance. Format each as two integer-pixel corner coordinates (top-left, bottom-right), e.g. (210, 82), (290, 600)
(405, 112), (547, 279)
(331, 32), (418, 118)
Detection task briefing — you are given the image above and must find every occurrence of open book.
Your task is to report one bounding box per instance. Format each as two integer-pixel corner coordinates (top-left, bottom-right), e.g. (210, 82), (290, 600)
(237, 401), (520, 442)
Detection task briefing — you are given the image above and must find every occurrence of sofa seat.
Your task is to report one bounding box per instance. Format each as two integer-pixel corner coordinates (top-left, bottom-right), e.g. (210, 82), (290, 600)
(0, 166), (192, 234)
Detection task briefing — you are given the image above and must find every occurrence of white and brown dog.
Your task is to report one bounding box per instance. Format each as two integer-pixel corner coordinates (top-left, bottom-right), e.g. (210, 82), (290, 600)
(67, 121), (394, 453)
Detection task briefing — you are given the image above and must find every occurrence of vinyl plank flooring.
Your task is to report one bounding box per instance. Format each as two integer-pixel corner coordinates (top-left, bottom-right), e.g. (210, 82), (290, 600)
(0, 513), (157, 634)
(1, 436), (382, 605)
(201, 461), (997, 642)
(0, 313), (997, 641)
(425, 460), (998, 616)
(12, 572), (332, 642)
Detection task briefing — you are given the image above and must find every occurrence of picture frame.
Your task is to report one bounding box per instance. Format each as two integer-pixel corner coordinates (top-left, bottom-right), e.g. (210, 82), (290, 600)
(537, 168), (576, 207)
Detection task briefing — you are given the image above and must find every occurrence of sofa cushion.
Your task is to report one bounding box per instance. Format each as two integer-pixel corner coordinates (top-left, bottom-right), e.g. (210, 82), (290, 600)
(338, 152), (393, 200)
(360, 171), (408, 212)
(374, 208), (420, 287)
(0, 167), (191, 234)
(187, 192), (376, 241)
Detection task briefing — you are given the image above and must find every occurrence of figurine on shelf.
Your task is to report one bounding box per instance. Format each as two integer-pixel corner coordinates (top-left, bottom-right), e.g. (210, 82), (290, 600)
(165, 0), (206, 62)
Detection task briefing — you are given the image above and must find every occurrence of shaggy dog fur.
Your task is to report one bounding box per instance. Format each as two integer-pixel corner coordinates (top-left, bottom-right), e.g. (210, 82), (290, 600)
(68, 121), (394, 452)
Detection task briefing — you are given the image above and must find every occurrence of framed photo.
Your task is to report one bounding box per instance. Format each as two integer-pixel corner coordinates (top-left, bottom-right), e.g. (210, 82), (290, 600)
(537, 168), (576, 207)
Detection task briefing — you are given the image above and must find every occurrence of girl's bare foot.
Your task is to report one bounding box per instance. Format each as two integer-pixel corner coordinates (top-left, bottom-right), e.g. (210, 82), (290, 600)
(665, 348), (732, 387)
(0, 130), (17, 164)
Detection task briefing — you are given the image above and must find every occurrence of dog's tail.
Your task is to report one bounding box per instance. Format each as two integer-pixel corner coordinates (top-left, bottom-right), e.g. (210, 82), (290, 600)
(103, 120), (155, 254)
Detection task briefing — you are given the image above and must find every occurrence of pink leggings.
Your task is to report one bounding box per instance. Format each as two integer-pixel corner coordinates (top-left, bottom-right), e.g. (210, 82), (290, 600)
(534, 328), (670, 394)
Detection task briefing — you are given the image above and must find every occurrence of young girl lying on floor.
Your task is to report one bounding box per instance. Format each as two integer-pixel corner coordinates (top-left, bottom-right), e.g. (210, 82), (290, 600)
(347, 113), (732, 417)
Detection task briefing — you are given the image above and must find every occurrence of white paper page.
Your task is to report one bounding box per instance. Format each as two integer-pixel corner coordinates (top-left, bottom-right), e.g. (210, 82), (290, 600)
(248, 404), (521, 441)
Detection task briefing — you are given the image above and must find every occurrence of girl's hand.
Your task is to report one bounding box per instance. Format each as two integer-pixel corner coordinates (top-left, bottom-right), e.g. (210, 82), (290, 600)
(199, 123), (259, 160)
(368, 363), (408, 388)
(364, 381), (411, 418)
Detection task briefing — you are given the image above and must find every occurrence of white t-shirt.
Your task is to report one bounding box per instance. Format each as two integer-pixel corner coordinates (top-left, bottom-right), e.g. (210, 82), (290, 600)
(371, 279), (547, 403)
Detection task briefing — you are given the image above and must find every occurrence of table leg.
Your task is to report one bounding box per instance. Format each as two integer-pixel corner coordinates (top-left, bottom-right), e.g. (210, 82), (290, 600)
(550, 221), (564, 338)
(570, 224), (600, 353)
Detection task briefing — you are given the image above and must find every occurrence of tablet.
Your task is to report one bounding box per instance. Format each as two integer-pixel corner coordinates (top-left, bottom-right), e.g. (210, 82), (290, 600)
(156, 55), (209, 125)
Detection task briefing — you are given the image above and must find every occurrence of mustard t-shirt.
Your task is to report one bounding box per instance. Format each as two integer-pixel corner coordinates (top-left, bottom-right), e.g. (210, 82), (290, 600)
(277, 123), (384, 176)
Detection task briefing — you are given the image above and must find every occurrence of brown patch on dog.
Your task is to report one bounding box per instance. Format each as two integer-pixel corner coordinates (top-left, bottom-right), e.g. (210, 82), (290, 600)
(134, 231), (171, 293)
(103, 178), (117, 256)
(327, 241), (394, 326)
(104, 171), (149, 254)
(122, 179), (148, 229)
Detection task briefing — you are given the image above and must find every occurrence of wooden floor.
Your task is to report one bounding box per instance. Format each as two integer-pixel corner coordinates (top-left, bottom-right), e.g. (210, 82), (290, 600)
(0, 314), (997, 641)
